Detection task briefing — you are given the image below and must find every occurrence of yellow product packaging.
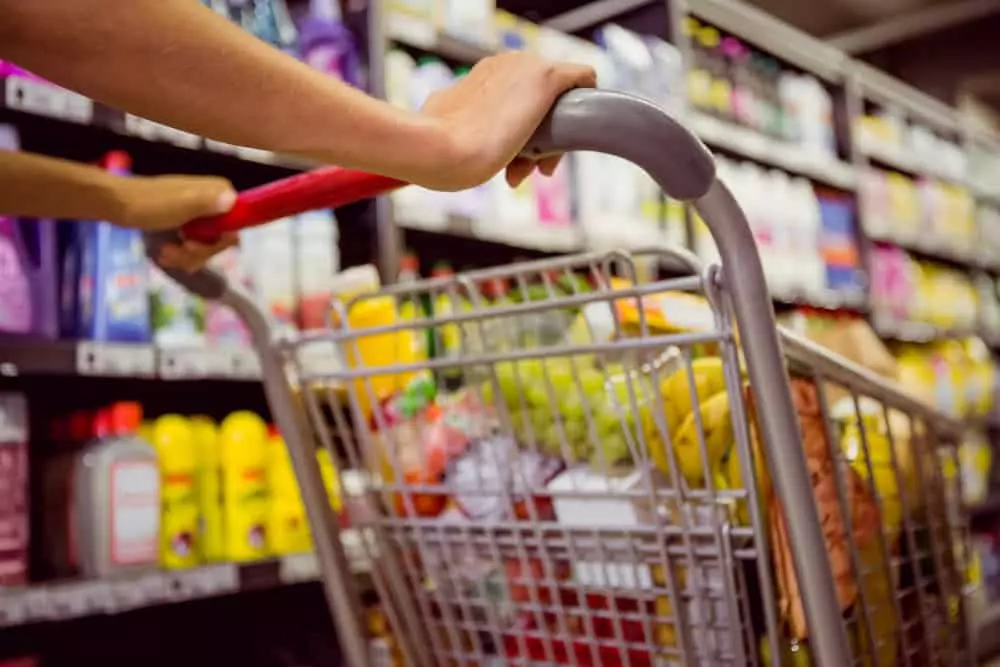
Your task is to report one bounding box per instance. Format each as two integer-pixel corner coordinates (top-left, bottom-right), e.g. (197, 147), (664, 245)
(268, 429), (312, 556)
(218, 411), (270, 562)
(317, 448), (343, 513)
(684, 17), (711, 111)
(611, 279), (715, 335)
(190, 415), (224, 563)
(152, 415), (201, 569)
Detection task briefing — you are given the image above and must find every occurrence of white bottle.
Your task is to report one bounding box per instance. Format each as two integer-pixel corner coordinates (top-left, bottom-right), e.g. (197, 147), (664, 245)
(294, 210), (340, 331)
(766, 169), (794, 294)
(793, 177), (826, 295)
(384, 49), (416, 110)
(408, 57), (455, 226)
(249, 218), (297, 336)
(797, 75), (835, 159)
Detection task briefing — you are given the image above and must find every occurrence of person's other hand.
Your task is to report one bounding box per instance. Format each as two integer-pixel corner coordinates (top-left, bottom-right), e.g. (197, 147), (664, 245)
(419, 52), (596, 191)
(117, 174), (238, 272)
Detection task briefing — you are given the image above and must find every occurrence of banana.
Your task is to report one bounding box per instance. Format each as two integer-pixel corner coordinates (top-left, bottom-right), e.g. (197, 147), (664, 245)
(667, 390), (733, 485)
(658, 357), (727, 431)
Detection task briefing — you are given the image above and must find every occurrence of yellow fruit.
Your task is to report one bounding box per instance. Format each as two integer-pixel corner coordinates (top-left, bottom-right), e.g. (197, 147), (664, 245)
(725, 431), (770, 526)
(854, 540), (898, 667)
(658, 357), (727, 430)
(668, 390), (733, 485)
(841, 415), (909, 543)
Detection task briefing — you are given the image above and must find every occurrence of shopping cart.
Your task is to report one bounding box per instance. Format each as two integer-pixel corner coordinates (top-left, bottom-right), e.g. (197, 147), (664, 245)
(149, 89), (972, 667)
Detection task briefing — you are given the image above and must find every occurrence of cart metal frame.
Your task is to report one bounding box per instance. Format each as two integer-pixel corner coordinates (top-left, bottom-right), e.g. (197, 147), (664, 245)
(151, 89), (971, 667)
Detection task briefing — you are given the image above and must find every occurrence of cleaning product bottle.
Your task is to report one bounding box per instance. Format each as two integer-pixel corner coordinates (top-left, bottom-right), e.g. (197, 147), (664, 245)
(0, 393), (29, 586)
(385, 49), (416, 110)
(267, 426), (311, 555)
(72, 402), (161, 577)
(75, 152), (151, 342)
(190, 415), (225, 563)
(299, 0), (363, 88)
(152, 414), (201, 569)
(218, 411), (270, 562)
(294, 210), (340, 331)
(0, 126), (58, 339)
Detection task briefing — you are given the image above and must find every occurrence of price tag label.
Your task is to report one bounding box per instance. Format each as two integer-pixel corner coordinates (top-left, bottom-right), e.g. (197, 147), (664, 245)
(50, 584), (96, 619)
(279, 553), (319, 583)
(110, 579), (148, 611)
(183, 564), (239, 598)
(24, 589), (52, 621)
(231, 348), (262, 379)
(76, 343), (157, 377)
(0, 595), (26, 626)
(5, 77), (93, 124)
(137, 571), (168, 606)
(124, 114), (201, 149)
(158, 348), (233, 380)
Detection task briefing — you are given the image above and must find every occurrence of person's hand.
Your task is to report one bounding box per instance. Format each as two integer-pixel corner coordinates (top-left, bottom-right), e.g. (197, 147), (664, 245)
(116, 174), (238, 272)
(419, 52), (596, 191)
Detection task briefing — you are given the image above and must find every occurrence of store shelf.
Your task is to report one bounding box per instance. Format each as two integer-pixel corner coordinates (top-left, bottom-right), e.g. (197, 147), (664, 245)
(688, 113), (857, 190)
(862, 220), (982, 268)
(858, 140), (967, 185)
(869, 314), (978, 343)
(0, 532), (371, 629)
(385, 11), (495, 63)
(0, 338), (263, 380)
(1, 76), (312, 170)
(771, 287), (867, 312)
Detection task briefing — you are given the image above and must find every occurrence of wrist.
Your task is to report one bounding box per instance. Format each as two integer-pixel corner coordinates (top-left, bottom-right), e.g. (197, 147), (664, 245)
(100, 173), (137, 227)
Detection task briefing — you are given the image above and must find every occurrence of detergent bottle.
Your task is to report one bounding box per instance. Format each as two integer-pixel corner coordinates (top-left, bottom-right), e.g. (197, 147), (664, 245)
(299, 0), (363, 88)
(218, 411), (270, 562)
(152, 414), (201, 569)
(267, 426), (311, 556)
(73, 152), (151, 342)
(190, 415), (225, 563)
(72, 402), (161, 577)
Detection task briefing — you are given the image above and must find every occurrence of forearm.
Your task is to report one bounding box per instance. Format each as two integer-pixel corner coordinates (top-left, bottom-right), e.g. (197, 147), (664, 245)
(0, 151), (126, 223)
(0, 0), (456, 182)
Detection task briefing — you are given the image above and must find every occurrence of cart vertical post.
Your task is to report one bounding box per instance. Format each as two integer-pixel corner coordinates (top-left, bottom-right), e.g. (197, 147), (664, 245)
(520, 89), (854, 666)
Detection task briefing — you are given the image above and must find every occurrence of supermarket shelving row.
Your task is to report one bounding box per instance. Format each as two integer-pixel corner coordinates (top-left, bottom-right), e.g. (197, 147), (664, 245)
(0, 530), (370, 630)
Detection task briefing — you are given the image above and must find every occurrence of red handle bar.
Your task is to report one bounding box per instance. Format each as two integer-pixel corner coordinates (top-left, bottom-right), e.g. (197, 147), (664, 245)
(181, 167), (405, 243)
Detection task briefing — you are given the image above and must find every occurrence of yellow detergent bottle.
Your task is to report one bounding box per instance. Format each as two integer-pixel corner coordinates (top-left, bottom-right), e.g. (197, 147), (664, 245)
(218, 411), (270, 562)
(152, 414), (201, 569)
(268, 426), (312, 556)
(190, 415), (224, 563)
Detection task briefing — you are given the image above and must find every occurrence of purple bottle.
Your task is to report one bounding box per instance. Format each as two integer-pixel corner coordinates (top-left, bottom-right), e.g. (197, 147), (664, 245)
(298, 0), (363, 89)
(0, 126), (58, 338)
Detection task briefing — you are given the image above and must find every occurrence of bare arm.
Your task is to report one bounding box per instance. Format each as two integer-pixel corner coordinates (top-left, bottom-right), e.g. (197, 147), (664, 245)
(0, 150), (237, 236)
(0, 0), (456, 185)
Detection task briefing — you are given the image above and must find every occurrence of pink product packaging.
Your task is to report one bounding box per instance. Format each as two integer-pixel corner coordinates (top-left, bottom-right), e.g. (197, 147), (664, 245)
(531, 160), (573, 227)
(870, 243), (913, 322)
(205, 246), (251, 346)
(0, 393), (28, 587)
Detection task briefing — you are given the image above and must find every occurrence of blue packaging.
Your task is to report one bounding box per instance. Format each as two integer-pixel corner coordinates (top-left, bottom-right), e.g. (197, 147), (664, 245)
(63, 152), (151, 342)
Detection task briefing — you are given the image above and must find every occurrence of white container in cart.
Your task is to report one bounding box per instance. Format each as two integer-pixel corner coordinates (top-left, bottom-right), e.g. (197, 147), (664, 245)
(72, 402), (161, 577)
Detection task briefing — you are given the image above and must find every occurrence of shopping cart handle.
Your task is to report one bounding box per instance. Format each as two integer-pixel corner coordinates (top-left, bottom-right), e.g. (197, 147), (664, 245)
(145, 88), (716, 298)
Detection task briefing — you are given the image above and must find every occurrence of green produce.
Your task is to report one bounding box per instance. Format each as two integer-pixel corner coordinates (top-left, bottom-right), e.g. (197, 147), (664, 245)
(482, 356), (651, 466)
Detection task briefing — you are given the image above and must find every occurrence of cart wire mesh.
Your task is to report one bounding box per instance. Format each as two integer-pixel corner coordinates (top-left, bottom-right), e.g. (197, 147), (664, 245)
(283, 247), (970, 667)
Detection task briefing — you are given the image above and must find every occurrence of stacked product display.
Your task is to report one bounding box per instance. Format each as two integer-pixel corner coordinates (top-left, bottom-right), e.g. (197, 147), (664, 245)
(0, 394), (347, 588)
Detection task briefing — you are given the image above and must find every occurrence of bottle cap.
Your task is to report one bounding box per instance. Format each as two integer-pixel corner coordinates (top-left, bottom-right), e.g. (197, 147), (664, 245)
(400, 252), (420, 273)
(92, 409), (113, 439)
(431, 263), (454, 278)
(109, 401), (143, 435)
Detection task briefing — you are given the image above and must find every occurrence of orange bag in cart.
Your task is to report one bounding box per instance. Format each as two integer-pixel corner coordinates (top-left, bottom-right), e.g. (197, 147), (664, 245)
(747, 379), (881, 638)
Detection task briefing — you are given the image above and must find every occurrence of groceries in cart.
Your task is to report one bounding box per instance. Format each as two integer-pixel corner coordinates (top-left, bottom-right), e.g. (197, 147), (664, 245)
(315, 254), (965, 667)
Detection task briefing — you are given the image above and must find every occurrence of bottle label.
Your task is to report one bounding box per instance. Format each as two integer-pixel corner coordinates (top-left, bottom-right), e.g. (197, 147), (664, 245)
(161, 470), (200, 568)
(226, 465), (269, 560)
(109, 461), (160, 566)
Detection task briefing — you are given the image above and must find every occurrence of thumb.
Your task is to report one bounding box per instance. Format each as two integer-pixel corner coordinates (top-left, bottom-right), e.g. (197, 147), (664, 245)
(175, 176), (237, 221)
